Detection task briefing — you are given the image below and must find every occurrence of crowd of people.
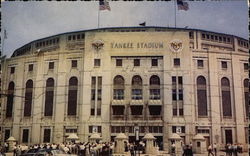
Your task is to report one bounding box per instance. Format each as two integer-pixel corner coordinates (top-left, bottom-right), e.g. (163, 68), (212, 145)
(0, 142), (115, 156)
(0, 141), (151, 156)
(0, 141), (245, 156)
(207, 143), (243, 156)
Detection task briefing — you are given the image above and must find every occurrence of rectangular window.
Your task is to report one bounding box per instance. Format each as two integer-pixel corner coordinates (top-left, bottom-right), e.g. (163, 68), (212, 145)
(91, 108), (95, 116)
(91, 77), (96, 87)
(10, 67), (15, 74)
(97, 126), (102, 133)
(215, 36), (218, 41)
(221, 61), (227, 69)
(49, 62), (54, 70)
(97, 108), (102, 117)
(116, 59), (122, 67)
(94, 59), (101, 67)
(71, 60), (77, 68)
(197, 60), (204, 68)
(172, 77), (176, 85)
(222, 91), (232, 117)
(201, 34), (205, 39)
(65, 129), (77, 133)
(113, 89), (124, 100)
(219, 36), (222, 42)
(89, 126), (101, 133)
(211, 35), (214, 40)
(68, 36), (71, 41)
(198, 90), (208, 116)
(131, 106), (143, 115)
(189, 32), (194, 39)
(178, 89), (183, 100)
(174, 58), (180, 67)
(151, 59), (158, 67)
(206, 34), (210, 40)
(244, 63), (248, 71)
(178, 77), (183, 85)
(4, 129), (10, 142)
(150, 89), (160, 100)
(91, 89), (95, 101)
(43, 129), (51, 143)
(132, 89), (142, 100)
(134, 59), (140, 66)
(44, 91), (54, 116)
(172, 89), (177, 101)
(89, 126), (93, 133)
(112, 106), (124, 115)
(91, 77), (96, 116)
(148, 106), (161, 115)
(179, 109), (183, 116)
(22, 129), (29, 143)
(97, 89), (102, 101)
(172, 126), (177, 133)
(28, 64), (33, 72)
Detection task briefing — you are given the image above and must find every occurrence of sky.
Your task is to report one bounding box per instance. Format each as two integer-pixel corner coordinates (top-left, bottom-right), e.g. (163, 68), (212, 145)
(1, 0), (249, 58)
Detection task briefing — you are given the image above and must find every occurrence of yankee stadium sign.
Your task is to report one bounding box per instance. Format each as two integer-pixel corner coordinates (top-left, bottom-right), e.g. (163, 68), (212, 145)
(111, 42), (164, 49)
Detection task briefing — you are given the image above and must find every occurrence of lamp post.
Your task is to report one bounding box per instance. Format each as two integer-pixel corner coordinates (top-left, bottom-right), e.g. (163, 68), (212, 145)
(134, 124), (139, 156)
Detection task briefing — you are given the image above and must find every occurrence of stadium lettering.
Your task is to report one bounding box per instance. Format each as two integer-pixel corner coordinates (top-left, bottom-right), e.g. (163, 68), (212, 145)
(111, 42), (164, 49)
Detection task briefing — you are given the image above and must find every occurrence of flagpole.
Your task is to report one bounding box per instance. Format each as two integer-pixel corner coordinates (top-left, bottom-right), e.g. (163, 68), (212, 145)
(174, 0), (177, 28)
(98, 6), (100, 28)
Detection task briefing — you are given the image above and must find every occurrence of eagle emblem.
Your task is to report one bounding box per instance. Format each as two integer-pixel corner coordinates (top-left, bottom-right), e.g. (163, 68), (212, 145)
(92, 40), (104, 51)
(169, 39), (183, 52)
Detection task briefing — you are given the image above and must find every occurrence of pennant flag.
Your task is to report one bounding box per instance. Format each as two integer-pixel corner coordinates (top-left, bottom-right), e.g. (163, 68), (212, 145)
(4, 29), (7, 39)
(177, 0), (189, 11)
(99, 0), (111, 11)
(139, 22), (146, 26)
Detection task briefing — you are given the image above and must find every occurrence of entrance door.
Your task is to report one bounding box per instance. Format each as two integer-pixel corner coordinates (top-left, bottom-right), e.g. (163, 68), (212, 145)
(204, 136), (210, 148)
(225, 130), (233, 144)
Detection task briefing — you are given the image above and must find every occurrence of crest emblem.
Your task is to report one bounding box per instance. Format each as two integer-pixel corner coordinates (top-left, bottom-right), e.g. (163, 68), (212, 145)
(92, 40), (104, 51)
(169, 39), (183, 52)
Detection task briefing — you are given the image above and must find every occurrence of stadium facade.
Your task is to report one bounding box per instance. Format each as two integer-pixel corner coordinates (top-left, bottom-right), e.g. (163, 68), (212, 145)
(0, 27), (249, 150)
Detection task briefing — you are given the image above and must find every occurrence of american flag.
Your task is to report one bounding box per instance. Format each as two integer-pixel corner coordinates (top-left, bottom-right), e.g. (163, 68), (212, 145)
(177, 0), (189, 11)
(99, 0), (111, 11)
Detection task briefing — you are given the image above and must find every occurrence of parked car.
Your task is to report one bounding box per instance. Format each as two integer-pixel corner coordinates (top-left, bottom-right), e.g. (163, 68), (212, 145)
(20, 148), (44, 156)
(35, 149), (77, 156)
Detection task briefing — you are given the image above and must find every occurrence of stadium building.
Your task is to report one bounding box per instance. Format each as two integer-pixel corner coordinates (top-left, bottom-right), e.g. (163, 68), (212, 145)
(0, 27), (249, 150)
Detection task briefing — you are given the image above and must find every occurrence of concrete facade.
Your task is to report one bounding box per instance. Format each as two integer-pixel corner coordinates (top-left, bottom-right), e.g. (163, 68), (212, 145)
(0, 27), (248, 151)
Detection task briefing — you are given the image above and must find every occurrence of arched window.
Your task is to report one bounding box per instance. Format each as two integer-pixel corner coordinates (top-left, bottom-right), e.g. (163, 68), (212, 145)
(244, 79), (249, 118)
(44, 78), (54, 116)
(6, 82), (15, 117)
(197, 76), (207, 116)
(68, 77), (78, 115)
(149, 75), (160, 100)
(221, 77), (232, 117)
(131, 75), (142, 100)
(24, 80), (33, 117)
(113, 75), (125, 100)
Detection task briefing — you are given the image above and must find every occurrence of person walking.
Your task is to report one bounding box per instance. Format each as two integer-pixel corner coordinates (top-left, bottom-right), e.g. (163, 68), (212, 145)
(208, 145), (214, 156)
(213, 143), (217, 156)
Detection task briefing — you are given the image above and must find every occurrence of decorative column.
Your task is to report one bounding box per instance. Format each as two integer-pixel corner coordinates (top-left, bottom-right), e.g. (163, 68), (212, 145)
(142, 133), (157, 155)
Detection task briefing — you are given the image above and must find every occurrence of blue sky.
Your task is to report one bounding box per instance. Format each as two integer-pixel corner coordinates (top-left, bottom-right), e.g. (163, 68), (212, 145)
(1, 0), (248, 58)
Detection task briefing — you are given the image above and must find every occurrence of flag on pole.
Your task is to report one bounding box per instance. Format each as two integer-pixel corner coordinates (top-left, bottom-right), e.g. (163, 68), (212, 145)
(139, 22), (146, 26)
(99, 0), (111, 11)
(177, 0), (189, 11)
(4, 29), (7, 39)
